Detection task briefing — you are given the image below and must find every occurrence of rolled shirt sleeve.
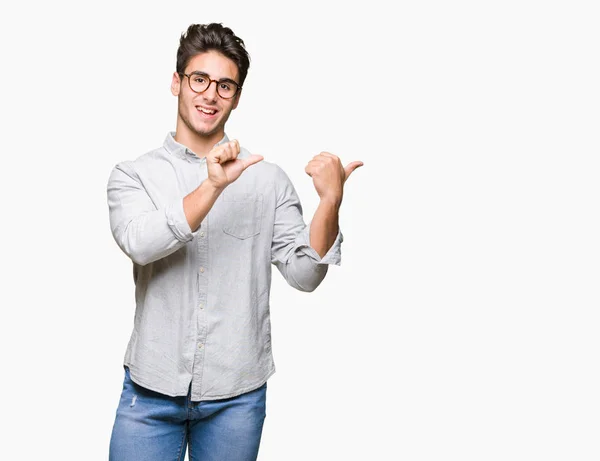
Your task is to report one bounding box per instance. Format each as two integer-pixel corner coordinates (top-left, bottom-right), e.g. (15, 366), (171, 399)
(270, 165), (343, 292)
(107, 162), (199, 266)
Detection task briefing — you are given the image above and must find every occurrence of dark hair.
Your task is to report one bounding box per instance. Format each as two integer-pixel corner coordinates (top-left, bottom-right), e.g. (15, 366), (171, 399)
(176, 23), (250, 87)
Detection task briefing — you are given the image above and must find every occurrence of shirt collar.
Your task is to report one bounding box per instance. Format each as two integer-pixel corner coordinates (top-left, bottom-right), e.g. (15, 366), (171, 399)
(163, 131), (230, 163)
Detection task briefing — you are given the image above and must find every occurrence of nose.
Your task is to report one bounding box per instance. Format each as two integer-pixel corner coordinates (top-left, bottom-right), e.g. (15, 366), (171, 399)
(202, 80), (219, 102)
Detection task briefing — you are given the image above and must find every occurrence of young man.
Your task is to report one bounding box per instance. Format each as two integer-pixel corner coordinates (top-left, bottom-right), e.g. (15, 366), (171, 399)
(107, 23), (362, 461)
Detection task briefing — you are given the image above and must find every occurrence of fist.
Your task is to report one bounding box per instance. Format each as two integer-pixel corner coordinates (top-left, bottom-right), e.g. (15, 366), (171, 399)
(208, 139), (240, 165)
(206, 140), (263, 190)
(305, 152), (363, 202)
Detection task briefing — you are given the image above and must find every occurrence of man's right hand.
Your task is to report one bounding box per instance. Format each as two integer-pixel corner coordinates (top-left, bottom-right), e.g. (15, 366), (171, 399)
(206, 140), (264, 190)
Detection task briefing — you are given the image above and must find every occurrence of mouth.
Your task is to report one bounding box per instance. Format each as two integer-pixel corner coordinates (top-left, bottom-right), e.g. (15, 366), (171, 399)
(196, 105), (218, 118)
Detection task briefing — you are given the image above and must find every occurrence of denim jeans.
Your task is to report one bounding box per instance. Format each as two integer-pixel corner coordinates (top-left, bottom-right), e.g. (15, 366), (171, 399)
(109, 366), (267, 461)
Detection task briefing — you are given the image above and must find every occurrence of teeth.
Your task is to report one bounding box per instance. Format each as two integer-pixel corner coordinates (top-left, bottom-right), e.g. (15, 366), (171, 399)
(198, 107), (216, 115)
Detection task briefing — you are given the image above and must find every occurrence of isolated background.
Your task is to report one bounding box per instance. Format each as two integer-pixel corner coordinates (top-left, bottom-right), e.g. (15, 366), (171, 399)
(1, 0), (599, 459)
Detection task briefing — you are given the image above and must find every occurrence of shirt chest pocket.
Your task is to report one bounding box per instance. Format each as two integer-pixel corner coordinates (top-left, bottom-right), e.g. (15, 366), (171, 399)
(222, 192), (264, 239)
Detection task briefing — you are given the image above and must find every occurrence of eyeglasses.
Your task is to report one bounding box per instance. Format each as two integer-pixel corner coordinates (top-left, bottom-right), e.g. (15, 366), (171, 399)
(180, 71), (241, 99)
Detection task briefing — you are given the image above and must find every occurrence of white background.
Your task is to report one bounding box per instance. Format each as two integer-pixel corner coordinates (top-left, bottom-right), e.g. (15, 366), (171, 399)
(1, 0), (599, 460)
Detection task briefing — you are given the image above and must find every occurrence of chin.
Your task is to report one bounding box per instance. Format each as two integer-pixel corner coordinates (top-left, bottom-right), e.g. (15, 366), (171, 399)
(193, 123), (221, 138)
(194, 115), (224, 134)
(180, 114), (218, 139)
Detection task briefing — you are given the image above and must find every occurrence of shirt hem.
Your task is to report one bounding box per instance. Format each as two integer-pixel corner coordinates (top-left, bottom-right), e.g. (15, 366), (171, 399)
(191, 367), (276, 402)
(124, 362), (276, 402)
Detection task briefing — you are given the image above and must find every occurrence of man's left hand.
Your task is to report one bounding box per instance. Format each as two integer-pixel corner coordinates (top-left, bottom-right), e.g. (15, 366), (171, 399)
(305, 152), (363, 204)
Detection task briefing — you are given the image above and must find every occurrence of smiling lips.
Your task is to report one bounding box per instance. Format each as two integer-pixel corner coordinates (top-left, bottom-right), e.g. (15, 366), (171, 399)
(196, 106), (218, 117)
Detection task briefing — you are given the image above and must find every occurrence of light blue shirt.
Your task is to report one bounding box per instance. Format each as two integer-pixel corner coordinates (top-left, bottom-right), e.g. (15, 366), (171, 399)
(107, 132), (343, 401)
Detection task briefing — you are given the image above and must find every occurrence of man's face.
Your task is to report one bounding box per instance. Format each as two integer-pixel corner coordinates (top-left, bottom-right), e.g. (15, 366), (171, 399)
(171, 50), (241, 139)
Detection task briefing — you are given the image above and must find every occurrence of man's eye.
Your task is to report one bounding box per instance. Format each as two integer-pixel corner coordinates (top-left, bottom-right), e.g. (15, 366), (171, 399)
(219, 82), (232, 91)
(194, 77), (206, 83)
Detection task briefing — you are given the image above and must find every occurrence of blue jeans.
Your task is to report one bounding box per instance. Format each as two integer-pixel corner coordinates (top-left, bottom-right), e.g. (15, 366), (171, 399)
(109, 366), (267, 461)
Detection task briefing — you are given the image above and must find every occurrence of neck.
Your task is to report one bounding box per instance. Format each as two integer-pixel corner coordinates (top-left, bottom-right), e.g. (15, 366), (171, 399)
(174, 118), (224, 158)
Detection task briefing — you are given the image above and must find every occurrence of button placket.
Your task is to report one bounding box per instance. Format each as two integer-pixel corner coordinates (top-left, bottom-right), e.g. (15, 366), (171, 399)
(191, 215), (209, 400)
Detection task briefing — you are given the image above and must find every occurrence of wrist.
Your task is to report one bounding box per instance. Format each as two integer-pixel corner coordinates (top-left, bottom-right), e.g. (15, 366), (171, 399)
(319, 194), (342, 209)
(202, 178), (226, 197)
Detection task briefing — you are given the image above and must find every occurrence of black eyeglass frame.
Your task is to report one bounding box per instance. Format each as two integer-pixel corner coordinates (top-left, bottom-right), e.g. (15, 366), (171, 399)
(179, 71), (242, 99)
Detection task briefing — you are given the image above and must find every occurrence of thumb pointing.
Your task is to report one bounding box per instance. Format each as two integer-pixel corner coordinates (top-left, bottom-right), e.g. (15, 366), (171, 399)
(344, 161), (364, 181)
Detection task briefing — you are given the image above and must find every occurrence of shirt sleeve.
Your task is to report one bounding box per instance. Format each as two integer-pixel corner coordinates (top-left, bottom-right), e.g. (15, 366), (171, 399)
(107, 161), (199, 266)
(270, 165), (343, 292)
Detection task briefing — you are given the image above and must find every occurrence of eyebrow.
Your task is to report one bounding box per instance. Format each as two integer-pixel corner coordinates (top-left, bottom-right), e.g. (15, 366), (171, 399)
(189, 71), (239, 85)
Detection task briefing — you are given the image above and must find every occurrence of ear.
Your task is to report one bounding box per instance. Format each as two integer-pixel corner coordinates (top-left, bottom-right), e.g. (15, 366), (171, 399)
(171, 72), (181, 96)
(232, 88), (242, 110)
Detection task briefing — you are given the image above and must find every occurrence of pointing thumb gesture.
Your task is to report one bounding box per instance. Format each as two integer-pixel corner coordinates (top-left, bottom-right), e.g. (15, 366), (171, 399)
(344, 161), (364, 182)
(305, 152), (363, 203)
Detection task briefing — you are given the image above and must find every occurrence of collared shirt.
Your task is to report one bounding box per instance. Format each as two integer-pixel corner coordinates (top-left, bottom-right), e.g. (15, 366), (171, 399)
(107, 132), (343, 401)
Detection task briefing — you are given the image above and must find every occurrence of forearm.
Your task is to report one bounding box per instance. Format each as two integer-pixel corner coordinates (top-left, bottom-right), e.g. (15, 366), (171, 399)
(183, 179), (224, 232)
(108, 167), (223, 266)
(309, 197), (341, 258)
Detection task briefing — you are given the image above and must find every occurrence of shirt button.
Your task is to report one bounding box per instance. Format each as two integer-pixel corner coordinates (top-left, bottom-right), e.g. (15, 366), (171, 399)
(198, 343), (204, 349)
(200, 231), (205, 237)
(199, 267), (205, 273)
(199, 303), (204, 309)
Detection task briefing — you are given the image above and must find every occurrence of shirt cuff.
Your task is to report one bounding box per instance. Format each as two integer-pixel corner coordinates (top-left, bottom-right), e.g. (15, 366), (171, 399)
(297, 226), (343, 266)
(166, 198), (199, 242)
